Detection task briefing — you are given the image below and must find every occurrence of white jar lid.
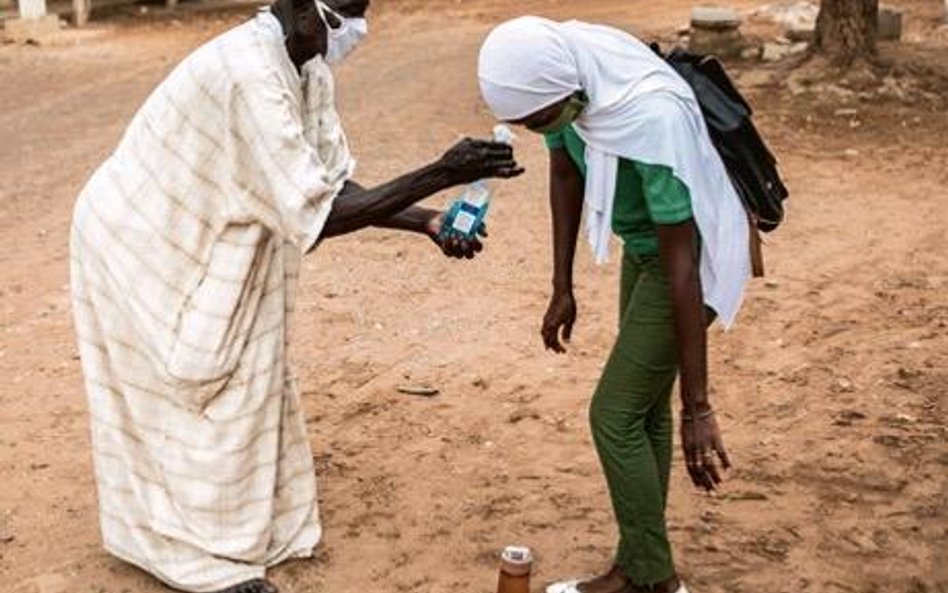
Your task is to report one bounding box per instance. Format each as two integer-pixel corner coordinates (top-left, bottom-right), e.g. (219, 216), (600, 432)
(502, 545), (532, 565)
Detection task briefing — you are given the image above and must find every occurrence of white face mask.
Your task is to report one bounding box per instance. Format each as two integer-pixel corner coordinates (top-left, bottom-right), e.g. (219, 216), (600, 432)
(317, 2), (368, 65)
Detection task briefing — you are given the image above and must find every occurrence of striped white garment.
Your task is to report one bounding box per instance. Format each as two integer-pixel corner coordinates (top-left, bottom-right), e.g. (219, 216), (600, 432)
(70, 12), (354, 592)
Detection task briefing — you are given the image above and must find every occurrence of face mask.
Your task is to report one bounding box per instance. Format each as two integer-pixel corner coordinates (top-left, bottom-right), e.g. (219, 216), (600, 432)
(317, 2), (368, 65)
(528, 93), (588, 135)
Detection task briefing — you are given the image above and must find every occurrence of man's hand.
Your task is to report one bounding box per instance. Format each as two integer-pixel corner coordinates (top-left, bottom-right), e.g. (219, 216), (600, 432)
(541, 290), (577, 353)
(439, 138), (524, 185)
(425, 212), (486, 259)
(680, 409), (731, 491)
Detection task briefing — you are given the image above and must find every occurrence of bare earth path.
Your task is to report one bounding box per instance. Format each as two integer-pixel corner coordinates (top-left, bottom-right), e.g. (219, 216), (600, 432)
(0, 1), (945, 592)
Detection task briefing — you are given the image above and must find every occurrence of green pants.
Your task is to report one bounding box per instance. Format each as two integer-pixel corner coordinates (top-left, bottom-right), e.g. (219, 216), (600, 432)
(590, 252), (679, 586)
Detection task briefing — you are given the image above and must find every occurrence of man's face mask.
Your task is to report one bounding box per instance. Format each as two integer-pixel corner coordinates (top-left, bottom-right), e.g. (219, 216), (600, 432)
(317, 1), (368, 65)
(527, 93), (588, 135)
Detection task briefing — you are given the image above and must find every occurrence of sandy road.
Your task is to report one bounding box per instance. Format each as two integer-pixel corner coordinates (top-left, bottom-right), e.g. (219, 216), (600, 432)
(0, 1), (946, 592)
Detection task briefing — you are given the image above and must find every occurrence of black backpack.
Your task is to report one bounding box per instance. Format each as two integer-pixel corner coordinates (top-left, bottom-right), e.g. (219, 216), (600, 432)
(650, 44), (789, 233)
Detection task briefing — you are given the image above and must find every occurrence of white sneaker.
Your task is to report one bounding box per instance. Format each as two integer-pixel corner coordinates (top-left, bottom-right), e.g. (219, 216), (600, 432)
(546, 578), (689, 593)
(545, 580), (583, 593)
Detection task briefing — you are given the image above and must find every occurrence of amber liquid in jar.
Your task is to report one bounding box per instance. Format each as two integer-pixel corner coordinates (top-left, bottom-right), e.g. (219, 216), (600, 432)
(497, 546), (532, 593)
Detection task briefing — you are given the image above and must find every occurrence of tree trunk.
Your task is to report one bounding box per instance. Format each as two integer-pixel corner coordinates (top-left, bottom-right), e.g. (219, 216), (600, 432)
(18, 0), (47, 19)
(813, 0), (878, 64)
(72, 0), (90, 26)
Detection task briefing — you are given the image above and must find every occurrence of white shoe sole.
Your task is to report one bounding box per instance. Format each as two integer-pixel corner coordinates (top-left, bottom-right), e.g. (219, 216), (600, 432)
(545, 579), (582, 593)
(545, 578), (689, 593)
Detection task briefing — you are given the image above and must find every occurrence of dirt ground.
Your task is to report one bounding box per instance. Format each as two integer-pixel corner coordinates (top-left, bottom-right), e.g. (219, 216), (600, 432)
(1, 1), (946, 592)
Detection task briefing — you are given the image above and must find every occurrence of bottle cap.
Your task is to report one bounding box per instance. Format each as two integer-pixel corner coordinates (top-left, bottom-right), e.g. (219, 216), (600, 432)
(493, 124), (516, 145)
(500, 545), (532, 576)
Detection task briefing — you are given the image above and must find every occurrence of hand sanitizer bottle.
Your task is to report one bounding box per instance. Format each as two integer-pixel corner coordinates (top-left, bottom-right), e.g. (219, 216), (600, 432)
(439, 125), (515, 241)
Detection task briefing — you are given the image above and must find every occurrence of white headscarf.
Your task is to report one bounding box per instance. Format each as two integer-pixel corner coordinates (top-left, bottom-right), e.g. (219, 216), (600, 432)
(478, 16), (750, 327)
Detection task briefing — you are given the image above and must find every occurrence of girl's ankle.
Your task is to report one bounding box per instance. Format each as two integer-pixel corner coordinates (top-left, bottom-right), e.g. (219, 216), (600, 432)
(631, 575), (680, 593)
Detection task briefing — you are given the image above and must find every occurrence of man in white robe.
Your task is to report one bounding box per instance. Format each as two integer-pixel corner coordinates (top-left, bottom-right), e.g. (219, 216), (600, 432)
(70, 1), (522, 591)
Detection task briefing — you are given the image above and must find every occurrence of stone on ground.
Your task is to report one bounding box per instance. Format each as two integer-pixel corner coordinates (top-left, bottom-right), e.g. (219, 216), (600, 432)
(689, 5), (745, 57)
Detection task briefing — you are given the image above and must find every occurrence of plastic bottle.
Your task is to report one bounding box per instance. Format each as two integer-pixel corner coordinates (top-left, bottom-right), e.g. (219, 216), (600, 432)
(439, 125), (515, 241)
(496, 545), (532, 593)
(492, 123), (516, 146)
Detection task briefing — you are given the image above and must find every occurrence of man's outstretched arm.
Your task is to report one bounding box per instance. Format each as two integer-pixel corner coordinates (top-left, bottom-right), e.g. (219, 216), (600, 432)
(318, 138), (521, 240)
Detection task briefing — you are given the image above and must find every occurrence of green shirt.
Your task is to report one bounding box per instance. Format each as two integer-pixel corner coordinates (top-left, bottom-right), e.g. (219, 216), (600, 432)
(545, 124), (693, 256)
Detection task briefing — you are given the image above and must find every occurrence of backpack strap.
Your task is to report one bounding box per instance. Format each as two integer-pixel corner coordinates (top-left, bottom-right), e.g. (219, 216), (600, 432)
(748, 212), (766, 278)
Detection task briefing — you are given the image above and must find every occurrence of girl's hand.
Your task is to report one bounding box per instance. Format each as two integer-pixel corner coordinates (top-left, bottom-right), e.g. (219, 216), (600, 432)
(680, 409), (731, 491)
(541, 290), (577, 353)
